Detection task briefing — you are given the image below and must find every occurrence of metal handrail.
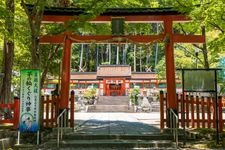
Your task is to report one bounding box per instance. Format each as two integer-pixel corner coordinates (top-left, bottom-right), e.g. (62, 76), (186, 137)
(169, 109), (178, 148)
(57, 108), (68, 148)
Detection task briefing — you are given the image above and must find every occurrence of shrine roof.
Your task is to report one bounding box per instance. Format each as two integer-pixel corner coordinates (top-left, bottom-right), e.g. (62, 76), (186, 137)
(26, 4), (181, 16)
(70, 71), (158, 80)
(97, 65), (131, 79)
(71, 72), (97, 80)
(131, 72), (157, 80)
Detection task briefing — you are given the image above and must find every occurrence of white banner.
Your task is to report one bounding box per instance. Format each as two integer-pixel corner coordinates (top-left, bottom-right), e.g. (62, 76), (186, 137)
(19, 69), (40, 132)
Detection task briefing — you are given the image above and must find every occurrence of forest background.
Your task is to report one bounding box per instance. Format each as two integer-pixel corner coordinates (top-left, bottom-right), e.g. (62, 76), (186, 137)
(0, 0), (224, 103)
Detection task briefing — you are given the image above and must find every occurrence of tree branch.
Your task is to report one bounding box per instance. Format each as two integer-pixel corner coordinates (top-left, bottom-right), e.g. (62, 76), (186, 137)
(174, 0), (189, 8)
(176, 44), (204, 66)
(40, 44), (61, 88)
(177, 23), (187, 34)
(208, 22), (224, 33)
(177, 23), (198, 35)
(193, 44), (203, 50)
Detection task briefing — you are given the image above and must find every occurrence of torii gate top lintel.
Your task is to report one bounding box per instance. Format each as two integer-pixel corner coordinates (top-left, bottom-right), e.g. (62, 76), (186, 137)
(36, 5), (204, 44)
(25, 4), (189, 23)
(33, 4), (205, 112)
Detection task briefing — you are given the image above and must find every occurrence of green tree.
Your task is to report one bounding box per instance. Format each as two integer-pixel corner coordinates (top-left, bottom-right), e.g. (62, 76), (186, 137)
(21, 0), (45, 69)
(174, 0), (225, 68)
(0, 0), (14, 103)
(11, 0), (224, 91)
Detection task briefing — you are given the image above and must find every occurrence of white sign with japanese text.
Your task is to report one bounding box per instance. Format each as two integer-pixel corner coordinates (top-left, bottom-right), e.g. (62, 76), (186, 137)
(19, 69), (40, 132)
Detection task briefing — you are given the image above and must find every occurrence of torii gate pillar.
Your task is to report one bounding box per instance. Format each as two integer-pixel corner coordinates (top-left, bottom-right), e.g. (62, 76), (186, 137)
(164, 19), (177, 111)
(60, 35), (72, 110)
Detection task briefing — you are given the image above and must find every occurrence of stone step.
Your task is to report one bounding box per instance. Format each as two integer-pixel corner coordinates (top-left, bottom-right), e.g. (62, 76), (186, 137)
(50, 133), (174, 141)
(88, 105), (133, 112)
(49, 130), (186, 142)
(44, 131), (177, 149)
(0, 138), (11, 150)
(0, 129), (17, 149)
(42, 139), (176, 149)
(48, 148), (177, 150)
(13, 144), (39, 150)
(97, 96), (129, 105)
(89, 96), (132, 112)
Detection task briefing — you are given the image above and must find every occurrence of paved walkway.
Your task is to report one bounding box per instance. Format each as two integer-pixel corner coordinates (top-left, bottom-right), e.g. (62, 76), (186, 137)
(74, 112), (161, 135)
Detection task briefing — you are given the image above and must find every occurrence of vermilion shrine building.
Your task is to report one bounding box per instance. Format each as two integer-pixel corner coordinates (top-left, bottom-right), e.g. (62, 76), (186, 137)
(71, 65), (160, 96)
(44, 65), (164, 96)
(34, 5), (205, 112)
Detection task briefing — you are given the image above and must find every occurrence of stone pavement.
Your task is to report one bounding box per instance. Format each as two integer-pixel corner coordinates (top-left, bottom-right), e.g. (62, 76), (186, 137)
(74, 112), (161, 135)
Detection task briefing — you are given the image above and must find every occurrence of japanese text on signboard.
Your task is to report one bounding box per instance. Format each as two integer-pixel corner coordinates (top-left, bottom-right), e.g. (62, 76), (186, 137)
(19, 70), (40, 132)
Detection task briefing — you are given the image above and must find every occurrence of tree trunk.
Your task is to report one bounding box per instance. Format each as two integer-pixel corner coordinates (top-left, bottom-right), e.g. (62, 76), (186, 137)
(96, 45), (99, 69)
(0, 0), (15, 104)
(40, 45), (61, 89)
(133, 44), (136, 72)
(108, 44), (111, 64)
(1, 40), (14, 103)
(112, 45), (116, 64)
(21, 0), (45, 69)
(139, 46), (142, 72)
(105, 44), (108, 63)
(101, 45), (104, 64)
(85, 45), (90, 71)
(79, 44), (84, 72)
(201, 26), (210, 69)
(29, 10), (43, 69)
(123, 44), (128, 65)
(116, 45), (119, 64)
(31, 34), (41, 69)
(154, 23), (159, 69)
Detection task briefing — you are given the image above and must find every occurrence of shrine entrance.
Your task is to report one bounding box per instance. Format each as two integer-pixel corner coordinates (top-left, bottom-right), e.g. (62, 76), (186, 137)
(97, 65), (130, 96)
(104, 78), (125, 96)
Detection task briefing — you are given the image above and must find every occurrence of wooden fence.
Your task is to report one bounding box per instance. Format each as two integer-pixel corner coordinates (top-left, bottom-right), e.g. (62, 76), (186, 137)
(160, 91), (225, 132)
(42, 91), (75, 128)
(0, 91), (75, 129)
(0, 98), (20, 129)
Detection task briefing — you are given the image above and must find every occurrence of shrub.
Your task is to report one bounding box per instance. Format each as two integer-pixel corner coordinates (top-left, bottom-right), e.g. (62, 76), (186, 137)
(130, 88), (140, 105)
(83, 88), (97, 100)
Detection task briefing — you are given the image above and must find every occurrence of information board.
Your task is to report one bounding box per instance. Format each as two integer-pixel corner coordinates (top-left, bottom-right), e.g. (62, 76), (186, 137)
(184, 70), (215, 92)
(19, 69), (40, 132)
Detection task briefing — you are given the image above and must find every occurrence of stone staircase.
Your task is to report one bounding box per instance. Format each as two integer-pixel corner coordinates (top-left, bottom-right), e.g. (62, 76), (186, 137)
(88, 96), (133, 112)
(0, 129), (17, 149)
(39, 130), (177, 150)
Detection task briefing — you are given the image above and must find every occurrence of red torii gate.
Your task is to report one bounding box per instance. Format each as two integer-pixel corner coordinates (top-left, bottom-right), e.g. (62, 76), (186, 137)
(39, 7), (205, 114)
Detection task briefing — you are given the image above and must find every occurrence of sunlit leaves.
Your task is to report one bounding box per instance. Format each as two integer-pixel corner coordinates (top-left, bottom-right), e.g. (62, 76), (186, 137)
(1, 0), (224, 79)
